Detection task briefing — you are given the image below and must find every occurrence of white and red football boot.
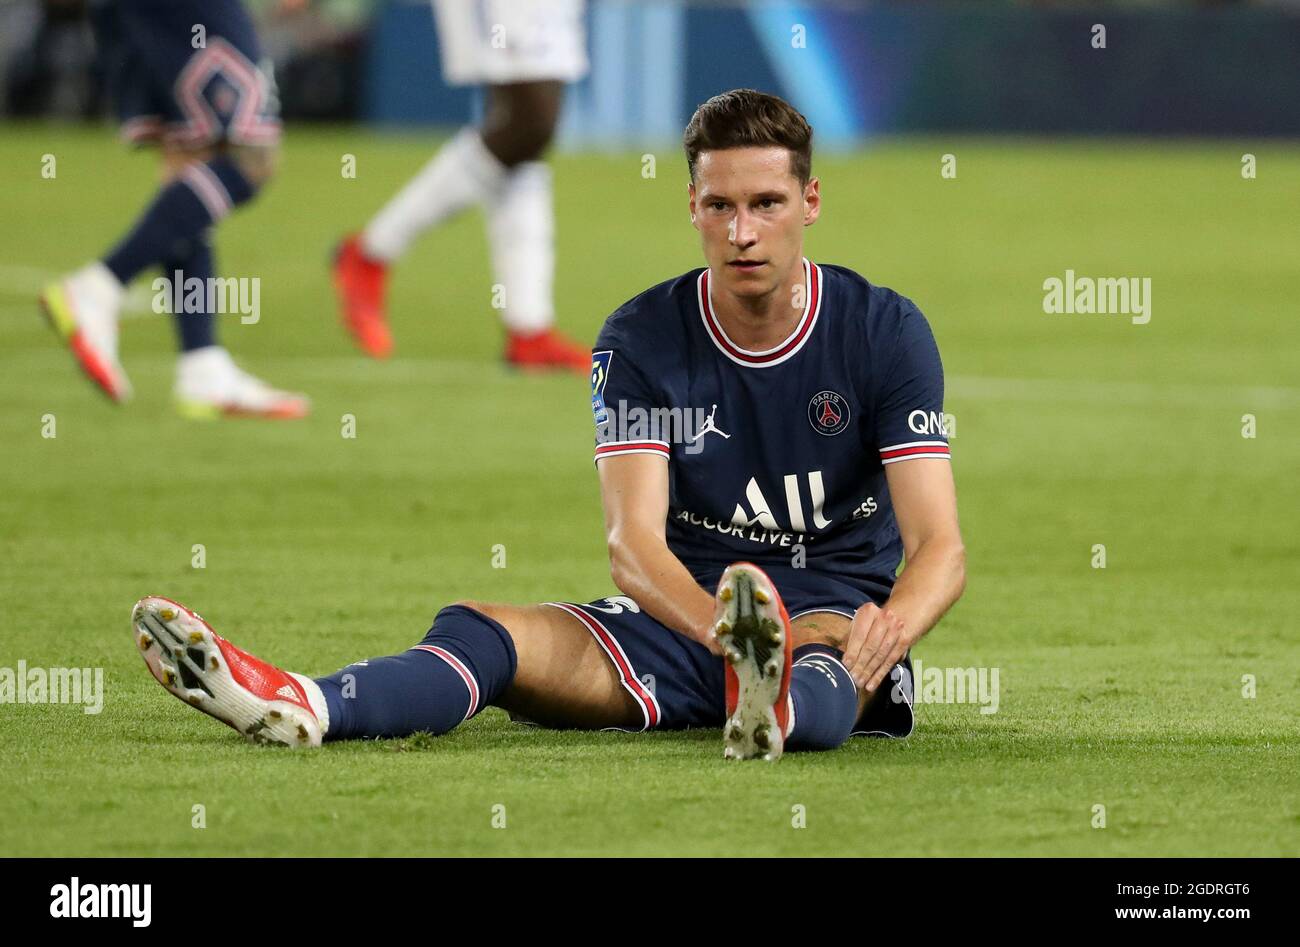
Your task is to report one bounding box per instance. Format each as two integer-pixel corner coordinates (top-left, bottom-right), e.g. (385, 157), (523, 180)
(174, 347), (310, 420)
(713, 562), (794, 761)
(39, 263), (132, 403)
(131, 595), (325, 747)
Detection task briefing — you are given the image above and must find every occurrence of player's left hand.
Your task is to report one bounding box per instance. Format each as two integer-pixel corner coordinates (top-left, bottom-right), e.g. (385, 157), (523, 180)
(842, 602), (911, 693)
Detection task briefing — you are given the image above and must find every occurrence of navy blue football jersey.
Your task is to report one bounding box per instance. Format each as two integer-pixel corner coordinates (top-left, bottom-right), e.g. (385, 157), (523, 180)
(591, 259), (950, 606)
(91, 0), (279, 148)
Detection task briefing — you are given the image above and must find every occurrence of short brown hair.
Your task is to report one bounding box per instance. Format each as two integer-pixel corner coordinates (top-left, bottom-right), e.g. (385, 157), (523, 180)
(683, 89), (813, 185)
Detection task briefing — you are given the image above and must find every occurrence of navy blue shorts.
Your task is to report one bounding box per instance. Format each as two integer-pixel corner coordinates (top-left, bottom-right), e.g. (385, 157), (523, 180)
(92, 0), (280, 148)
(546, 568), (915, 738)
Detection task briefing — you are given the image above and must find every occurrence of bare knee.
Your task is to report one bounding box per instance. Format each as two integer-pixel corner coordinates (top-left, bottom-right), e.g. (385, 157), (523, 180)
(480, 81), (564, 166)
(448, 599), (508, 625)
(160, 145), (216, 182)
(790, 612), (851, 651)
(228, 143), (279, 187)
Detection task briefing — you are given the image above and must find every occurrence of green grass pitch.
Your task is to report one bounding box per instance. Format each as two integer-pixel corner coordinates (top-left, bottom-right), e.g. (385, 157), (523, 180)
(1, 126), (1297, 856)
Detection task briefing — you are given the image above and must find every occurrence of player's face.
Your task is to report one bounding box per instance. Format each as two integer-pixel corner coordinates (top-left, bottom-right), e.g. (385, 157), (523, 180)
(689, 147), (820, 303)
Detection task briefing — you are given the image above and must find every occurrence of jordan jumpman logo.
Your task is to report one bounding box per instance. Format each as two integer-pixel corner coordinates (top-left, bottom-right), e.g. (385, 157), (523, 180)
(688, 404), (731, 443)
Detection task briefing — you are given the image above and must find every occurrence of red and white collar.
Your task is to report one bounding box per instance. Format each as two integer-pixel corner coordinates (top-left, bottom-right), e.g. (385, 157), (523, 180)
(697, 258), (823, 368)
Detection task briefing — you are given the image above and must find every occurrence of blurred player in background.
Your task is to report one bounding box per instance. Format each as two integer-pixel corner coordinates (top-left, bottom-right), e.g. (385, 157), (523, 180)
(39, 0), (309, 419)
(333, 0), (590, 373)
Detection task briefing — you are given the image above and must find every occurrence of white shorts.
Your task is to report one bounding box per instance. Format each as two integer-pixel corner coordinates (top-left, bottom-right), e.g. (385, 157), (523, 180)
(432, 0), (588, 86)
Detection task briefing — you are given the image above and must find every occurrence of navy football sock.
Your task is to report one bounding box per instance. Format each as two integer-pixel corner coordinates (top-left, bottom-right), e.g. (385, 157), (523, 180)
(104, 155), (257, 286)
(161, 235), (216, 351)
(315, 605), (518, 741)
(785, 644), (859, 751)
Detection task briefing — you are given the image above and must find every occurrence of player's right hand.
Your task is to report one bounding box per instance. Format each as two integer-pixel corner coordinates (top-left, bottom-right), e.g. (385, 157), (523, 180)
(842, 602), (909, 693)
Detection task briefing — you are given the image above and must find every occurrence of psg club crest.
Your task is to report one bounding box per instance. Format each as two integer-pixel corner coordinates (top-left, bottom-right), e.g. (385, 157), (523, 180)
(808, 390), (850, 436)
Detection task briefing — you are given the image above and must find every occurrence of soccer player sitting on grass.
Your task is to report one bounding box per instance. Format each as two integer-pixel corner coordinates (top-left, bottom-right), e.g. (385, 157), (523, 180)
(133, 89), (967, 760)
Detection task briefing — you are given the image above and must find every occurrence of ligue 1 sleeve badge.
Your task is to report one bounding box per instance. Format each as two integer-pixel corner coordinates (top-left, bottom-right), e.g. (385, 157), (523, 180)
(808, 390), (850, 436)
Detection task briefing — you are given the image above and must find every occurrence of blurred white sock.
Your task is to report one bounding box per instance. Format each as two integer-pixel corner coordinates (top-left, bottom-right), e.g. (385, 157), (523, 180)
(486, 161), (555, 333)
(361, 128), (506, 262)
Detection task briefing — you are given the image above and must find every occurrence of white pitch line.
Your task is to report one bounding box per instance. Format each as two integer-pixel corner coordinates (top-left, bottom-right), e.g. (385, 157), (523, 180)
(2, 263), (1295, 409)
(0, 263), (155, 317)
(949, 375), (1300, 410)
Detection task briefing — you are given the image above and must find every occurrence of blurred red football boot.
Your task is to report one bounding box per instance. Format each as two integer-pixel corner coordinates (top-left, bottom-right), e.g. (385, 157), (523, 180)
(505, 327), (591, 375)
(333, 234), (393, 358)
